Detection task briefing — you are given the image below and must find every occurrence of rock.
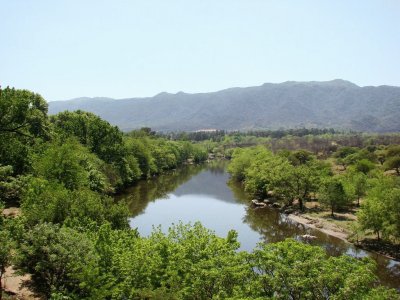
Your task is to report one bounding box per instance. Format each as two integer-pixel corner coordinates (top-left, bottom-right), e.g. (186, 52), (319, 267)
(271, 203), (281, 208)
(251, 199), (267, 207)
(301, 234), (317, 240)
(283, 209), (295, 214)
(263, 199), (271, 204)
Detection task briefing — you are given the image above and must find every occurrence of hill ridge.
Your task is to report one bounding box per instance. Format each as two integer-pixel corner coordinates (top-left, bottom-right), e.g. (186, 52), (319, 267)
(49, 80), (400, 132)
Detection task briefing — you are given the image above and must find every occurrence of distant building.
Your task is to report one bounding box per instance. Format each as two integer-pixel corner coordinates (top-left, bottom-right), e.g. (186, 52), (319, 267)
(194, 129), (218, 133)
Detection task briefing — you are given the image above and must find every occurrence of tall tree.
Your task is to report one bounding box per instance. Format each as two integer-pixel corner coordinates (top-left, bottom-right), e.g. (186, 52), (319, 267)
(0, 87), (49, 173)
(319, 177), (350, 216)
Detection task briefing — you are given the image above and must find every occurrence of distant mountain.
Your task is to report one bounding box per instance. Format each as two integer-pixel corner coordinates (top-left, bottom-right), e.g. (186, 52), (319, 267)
(48, 80), (400, 132)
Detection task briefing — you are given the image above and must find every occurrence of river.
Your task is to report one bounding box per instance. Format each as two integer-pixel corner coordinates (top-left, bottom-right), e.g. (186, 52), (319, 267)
(117, 161), (400, 289)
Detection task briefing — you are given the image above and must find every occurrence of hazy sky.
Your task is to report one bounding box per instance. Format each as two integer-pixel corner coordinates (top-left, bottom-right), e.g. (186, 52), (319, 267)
(1, 1), (400, 101)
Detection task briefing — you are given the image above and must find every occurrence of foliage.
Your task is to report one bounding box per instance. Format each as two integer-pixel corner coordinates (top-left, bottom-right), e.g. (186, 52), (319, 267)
(343, 171), (368, 206)
(358, 175), (400, 240)
(249, 239), (384, 299)
(384, 156), (400, 175)
(21, 178), (129, 229)
(33, 139), (92, 190)
(16, 223), (98, 299)
(318, 177), (350, 216)
(0, 165), (29, 203)
(227, 147), (260, 181)
(354, 158), (375, 174)
(228, 147), (330, 209)
(0, 87), (49, 174)
(15, 222), (398, 299)
(51, 111), (143, 187)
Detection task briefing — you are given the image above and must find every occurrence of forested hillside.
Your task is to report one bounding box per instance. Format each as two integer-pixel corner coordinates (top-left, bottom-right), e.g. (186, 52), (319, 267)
(49, 80), (400, 132)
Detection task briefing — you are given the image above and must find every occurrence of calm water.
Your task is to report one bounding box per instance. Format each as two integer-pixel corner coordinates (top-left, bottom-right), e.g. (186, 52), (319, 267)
(118, 161), (400, 289)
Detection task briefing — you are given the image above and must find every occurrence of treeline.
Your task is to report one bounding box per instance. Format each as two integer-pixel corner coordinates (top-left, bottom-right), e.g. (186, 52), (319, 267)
(0, 87), (208, 227)
(164, 129), (400, 163)
(228, 144), (400, 242)
(164, 128), (340, 141)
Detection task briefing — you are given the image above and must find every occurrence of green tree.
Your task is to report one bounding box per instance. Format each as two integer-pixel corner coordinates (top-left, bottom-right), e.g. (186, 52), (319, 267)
(0, 87), (49, 138)
(0, 87), (49, 174)
(0, 165), (28, 203)
(355, 158), (375, 174)
(51, 111), (140, 186)
(244, 149), (288, 199)
(51, 110), (123, 163)
(357, 175), (398, 240)
(334, 146), (358, 169)
(227, 148), (256, 181)
(278, 160), (330, 209)
(287, 149), (314, 166)
(33, 139), (90, 190)
(21, 178), (129, 229)
(249, 239), (392, 300)
(384, 156), (400, 175)
(344, 171), (368, 206)
(16, 223), (98, 299)
(124, 137), (157, 177)
(319, 177), (350, 216)
(358, 192), (386, 240)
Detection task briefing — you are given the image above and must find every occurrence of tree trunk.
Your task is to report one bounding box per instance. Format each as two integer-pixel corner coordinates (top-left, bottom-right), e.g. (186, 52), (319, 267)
(331, 206), (334, 217)
(357, 196), (360, 207)
(299, 198), (303, 211)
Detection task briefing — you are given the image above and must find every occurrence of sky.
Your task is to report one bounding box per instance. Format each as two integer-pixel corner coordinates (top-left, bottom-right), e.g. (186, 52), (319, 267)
(1, 0), (400, 101)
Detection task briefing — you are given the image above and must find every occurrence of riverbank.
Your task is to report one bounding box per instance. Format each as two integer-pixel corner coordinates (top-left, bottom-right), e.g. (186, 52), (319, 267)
(286, 207), (400, 261)
(287, 213), (349, 241)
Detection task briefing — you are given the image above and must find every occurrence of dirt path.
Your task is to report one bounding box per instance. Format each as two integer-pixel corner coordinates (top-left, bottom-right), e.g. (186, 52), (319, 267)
(2, 267), (39, 300)
(2, 207), (21, 218)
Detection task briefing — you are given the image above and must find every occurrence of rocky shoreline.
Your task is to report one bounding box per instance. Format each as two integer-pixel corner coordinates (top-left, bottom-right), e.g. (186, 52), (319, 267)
(286, 212), (400, 261)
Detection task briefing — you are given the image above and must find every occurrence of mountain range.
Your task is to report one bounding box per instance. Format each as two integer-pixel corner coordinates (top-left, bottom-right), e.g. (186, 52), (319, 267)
(48, 80), (400, 132)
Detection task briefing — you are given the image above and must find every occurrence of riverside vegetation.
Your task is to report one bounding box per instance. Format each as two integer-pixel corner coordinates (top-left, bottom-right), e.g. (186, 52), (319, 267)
(227, 144), (400, 258)
(0, 87), (399, 299)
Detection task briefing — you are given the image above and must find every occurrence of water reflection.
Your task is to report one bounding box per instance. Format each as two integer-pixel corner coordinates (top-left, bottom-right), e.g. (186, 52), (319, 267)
(116, 164), (204, 216)
(118, 161), (399, 289)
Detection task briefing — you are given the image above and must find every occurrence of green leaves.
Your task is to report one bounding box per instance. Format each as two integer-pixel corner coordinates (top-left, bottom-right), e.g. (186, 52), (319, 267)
(21, 178), (129, 230)
(16, 223), (98, 298)
(318, 177), (350, 216)
(228, 147), (328, 208)
(358, 175), (400, 240)
(14, 222), (397, 299)
(248, 239), (387, 300)
(0, 87), (49, 139)
(0, 87), (50, 174)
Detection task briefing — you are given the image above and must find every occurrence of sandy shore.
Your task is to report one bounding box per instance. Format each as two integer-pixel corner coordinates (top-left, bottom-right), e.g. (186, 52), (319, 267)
(287, 213), (349, 241)
(287, 212), (400, 261)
